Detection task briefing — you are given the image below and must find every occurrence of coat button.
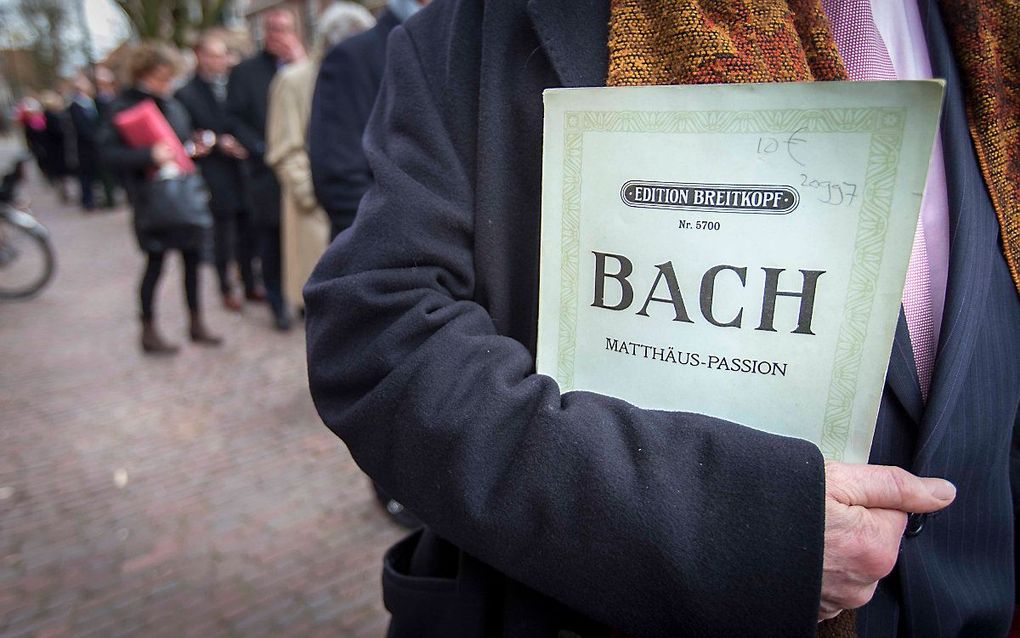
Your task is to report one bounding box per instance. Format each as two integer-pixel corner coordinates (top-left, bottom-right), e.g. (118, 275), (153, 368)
(905, 513), (926, 537)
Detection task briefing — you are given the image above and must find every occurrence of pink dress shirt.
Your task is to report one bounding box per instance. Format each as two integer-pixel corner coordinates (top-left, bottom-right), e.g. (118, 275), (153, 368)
(870, 0), (951, 351)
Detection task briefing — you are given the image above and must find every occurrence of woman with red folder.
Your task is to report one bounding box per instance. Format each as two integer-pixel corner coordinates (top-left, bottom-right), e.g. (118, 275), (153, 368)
(97, 43), (222, 354)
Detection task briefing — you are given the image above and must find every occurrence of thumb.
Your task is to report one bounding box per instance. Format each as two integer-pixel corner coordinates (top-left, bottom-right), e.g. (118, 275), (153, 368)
(827, 462), (956, 513)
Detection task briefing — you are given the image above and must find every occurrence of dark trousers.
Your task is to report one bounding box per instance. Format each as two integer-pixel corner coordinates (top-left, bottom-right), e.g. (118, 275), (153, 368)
(212, 207), (258, 296)
(98, 168), (118, 208)
(140, 249), (201, 321)
(78, 168), (95, 210)
(257, 225), (286, 319)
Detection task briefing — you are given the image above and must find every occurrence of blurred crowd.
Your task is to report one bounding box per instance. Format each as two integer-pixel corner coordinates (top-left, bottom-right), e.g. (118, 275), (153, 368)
(5, 1), (403, 345)
(11, 69), (121, 210)
(7, 0), (426, 528)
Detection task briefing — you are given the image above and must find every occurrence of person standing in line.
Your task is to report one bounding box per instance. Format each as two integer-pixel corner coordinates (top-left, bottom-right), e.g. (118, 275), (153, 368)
(226, 8), (305, 331)
(38, 91), (73, 203)
(308, 0), (430, 240)
(67, 74), (101, 212)
(93, 66), (121, 209)
(266, 3), (375, 319)
(177, 31), (263, 312)
(98, 43), (222, 355)
(17, 97), (47, 175)
(307, 0), (430, 528)
(93, 66), (118, 119)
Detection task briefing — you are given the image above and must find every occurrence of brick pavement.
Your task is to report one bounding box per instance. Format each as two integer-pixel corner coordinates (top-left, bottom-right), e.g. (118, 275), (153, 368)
(0, 141), (405, 637)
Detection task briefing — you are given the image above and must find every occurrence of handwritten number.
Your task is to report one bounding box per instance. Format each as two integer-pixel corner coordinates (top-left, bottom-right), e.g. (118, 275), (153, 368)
(843, 182), (858, 205)
(757, 137), (780, 154)
(797, 174), (859, 207)
(765, 140), (859, 207)
(831, 184), (844, 206)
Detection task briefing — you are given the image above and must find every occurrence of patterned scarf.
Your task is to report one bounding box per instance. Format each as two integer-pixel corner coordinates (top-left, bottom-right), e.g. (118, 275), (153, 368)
(606, 0), (1020, 299)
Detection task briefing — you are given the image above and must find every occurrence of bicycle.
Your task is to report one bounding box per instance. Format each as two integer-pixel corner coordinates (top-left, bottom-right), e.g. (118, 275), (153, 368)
(0, 155), (55, 300)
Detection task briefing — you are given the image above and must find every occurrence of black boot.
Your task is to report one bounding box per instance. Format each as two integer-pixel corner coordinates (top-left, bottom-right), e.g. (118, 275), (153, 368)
(141, 319), (179, 355)
(273, 310), (293, 332)
(189, 311), (223, 346)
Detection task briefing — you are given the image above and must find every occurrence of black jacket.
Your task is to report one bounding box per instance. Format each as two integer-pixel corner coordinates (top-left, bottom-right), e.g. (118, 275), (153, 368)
(309, 9), (399, 230)
(95, 93), (115, 125)
(40, 109), (72, 178)
(305, 1), (1020, 636)
(305, 2), (823, 636)
(97, 87), (205, 253)
(226, 51), (281, 227)
(176, 75), (247, 216)
(67, 98), (101, 169)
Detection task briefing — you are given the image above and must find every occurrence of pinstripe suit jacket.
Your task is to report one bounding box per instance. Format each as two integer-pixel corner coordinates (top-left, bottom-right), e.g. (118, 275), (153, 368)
(857, 2), (1020, 636)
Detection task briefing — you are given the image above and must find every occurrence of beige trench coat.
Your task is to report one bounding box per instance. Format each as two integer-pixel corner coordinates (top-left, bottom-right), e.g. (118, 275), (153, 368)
(265, 57), (331, 313)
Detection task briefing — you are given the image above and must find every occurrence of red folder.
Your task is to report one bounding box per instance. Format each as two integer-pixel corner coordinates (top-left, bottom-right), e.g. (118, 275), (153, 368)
(112, 99), (195, 174)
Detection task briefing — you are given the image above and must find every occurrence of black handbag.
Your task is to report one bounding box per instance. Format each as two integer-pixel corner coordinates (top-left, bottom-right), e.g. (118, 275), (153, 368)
(136, 173), (213, 232)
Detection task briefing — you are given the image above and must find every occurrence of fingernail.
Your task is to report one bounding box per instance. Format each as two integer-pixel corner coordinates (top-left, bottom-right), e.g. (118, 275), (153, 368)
(927, 479), (956, 501)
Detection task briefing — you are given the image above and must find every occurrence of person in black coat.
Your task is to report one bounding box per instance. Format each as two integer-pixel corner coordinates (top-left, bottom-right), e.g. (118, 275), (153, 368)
(98, 43), (222, 355)
(67, 74), (101, 211)
(308, 0), (428, 530)
(309, 0), (425, 239)
(17, 97), (47, 177)
(93, 66), (121, 208)
(177, 31), (261, 311)
(304, 1), (1019, 637)
(226, 8), (305, 331)
(39, 91), (73, 203)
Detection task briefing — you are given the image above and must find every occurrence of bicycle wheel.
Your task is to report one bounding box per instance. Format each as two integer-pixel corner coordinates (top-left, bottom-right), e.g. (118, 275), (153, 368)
(0, 215), (55, 300)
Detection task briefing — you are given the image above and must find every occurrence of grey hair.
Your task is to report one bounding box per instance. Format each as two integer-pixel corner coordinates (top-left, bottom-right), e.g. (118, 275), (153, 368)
(316, 2), (376, 50)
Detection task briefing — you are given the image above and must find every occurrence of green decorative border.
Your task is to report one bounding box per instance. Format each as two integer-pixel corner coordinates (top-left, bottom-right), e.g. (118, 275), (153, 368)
(556, 108), (907, 461)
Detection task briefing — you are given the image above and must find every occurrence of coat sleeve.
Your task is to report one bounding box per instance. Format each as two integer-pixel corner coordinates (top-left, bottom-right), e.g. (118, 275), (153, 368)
(172, 86), (196, 128)
(96, 105), (154, 173)
(304, 24), (827, 638)
(165, 99), (193, 144)
(266, 72), (317, 212)
(226, 66), (265, 159)
(68, 103), (94, 147)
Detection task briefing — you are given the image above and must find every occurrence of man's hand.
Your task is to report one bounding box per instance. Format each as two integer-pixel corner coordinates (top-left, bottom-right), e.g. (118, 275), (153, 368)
(268, 33), (305, 64)
(281, 35), (307, 64)
(819, 462), (956, 621)
(217, 134), (248, 160)
(190, 130), (214, 158)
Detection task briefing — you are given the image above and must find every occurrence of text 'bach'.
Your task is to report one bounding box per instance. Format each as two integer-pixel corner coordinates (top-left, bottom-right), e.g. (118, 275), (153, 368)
(591, 251), (825, 335)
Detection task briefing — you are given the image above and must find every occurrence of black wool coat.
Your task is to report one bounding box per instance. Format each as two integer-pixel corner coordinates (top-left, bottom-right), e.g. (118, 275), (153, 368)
(67, 99), (101, 171)
(40, 110), (72, 178)
(175, 75), (248, 217)
(226, 51), (281, 228)
(305, 1), (824, 636)
(309, 9), (399, 230)
(306, 1), (1020, 637)
(97, 87), (205, 254)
